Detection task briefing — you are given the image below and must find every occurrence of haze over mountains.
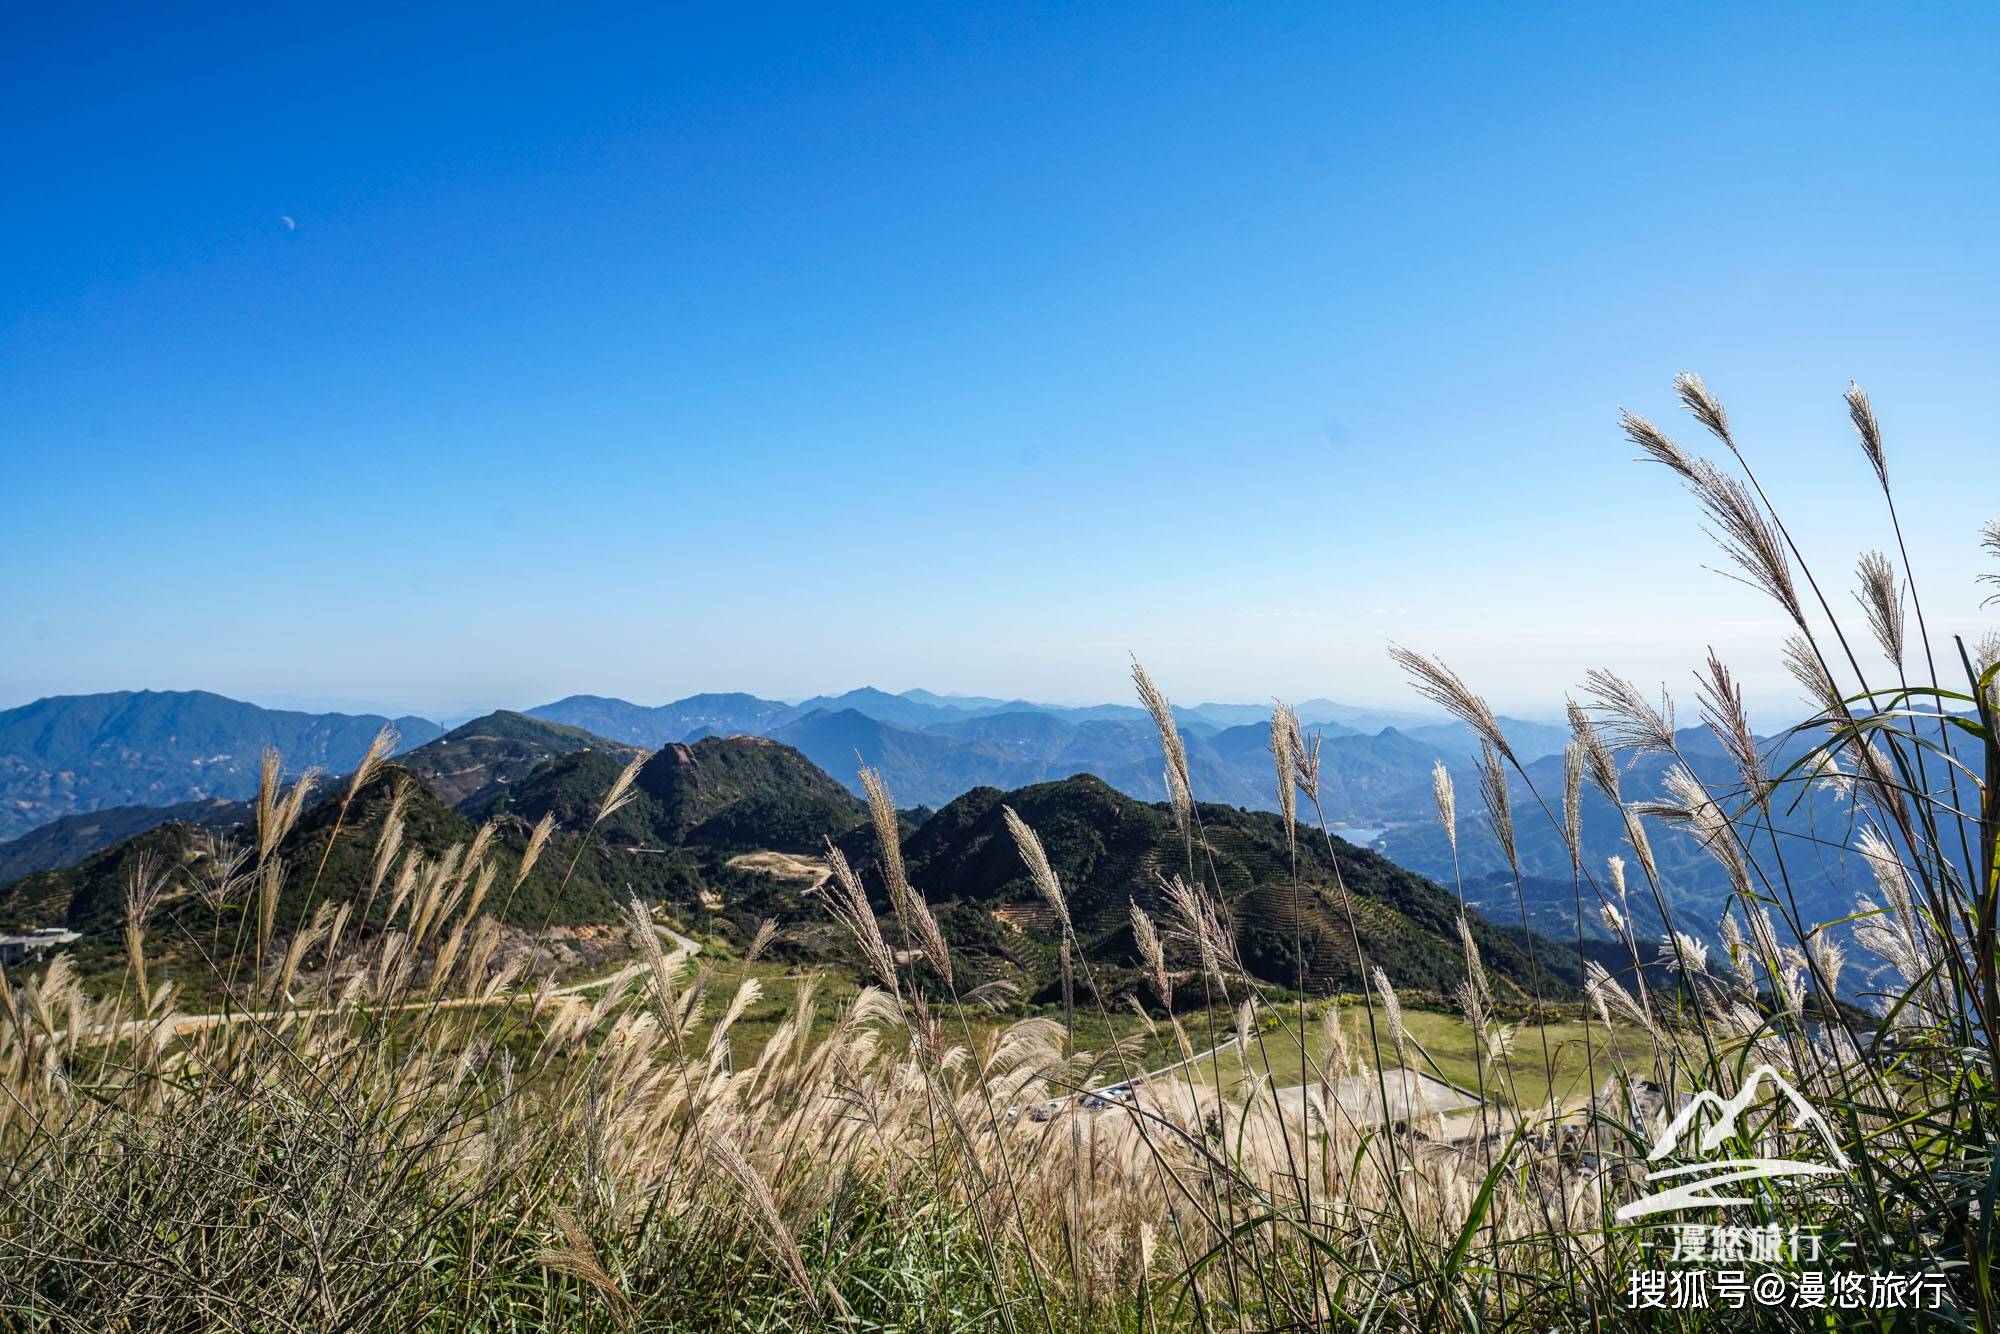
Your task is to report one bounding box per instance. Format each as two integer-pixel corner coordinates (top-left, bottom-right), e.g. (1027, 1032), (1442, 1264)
(4, 685), (1861, 957)
(524, 688), (1574, 815)
(0, 691), (440, 842)
(0, 686), (1566, 848)
(0, 706), (1602, 1004)
(0, 686), (1894, 999)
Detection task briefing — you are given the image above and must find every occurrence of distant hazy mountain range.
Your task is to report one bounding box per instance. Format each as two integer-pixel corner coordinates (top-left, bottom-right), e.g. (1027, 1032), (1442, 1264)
(0, 690), (1884, 998)
(0, 686), (1573, 884)
(524, 688), (1573, 815)
(0, 691), (441, 842)
(1, 712), (1612, 1004)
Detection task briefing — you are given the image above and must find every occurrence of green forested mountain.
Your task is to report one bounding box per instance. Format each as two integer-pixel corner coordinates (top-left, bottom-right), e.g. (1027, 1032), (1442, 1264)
(395, 710), (639, 809)
(881, 775), (1584, 1000)
(493, 735), (867, 854)
(0, 797), (249, 884)
(2, 726), (1597, 1007)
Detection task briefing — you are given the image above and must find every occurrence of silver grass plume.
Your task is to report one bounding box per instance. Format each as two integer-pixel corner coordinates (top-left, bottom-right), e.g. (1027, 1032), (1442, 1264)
(1431, 759), (1457, 854)
(818, 843), (897, 992)
(595, 753), (646, 826)
(863, 767), (951, 985)
(1129, 899), (1171, 1007)
(1389, 644), (1513, 762)
(1562, 741), (1583, 875)
(1003, 804), (1071, 937)
(1131, 657), (1194, 829)
(342, 725), (397, 806)
(1718, 910), (1754, 984)
(1808, 931), (1847, 997)
(1289, 710), (1322, 805)
(1567, 698), (1623, 802)
(369, 778), (411, 894)
(1475, 740), (1517, 876)
(1855, 550), (1906, 669)
(1605, 855), (1633, 936)
(1845, 380), (1888, 492)
(1656, 931), (1710, 977)
(122, 853), (172, 1004)
(1584, 960), (1657, 1037)
(1688, 455), (1805, 626)
(1583, 670), (1678, 757)
(1675, 371), (1735, 449)
(1695, 651), (1766, 795)
(1977, 632), (2000, 714)
(1235, 1000), (1257, 1057)
(1783, 635), (1842, 716)
(1622, 807), (1661, 888)
(701, 1129), (822, 1318)
(1621, 408), (1696, 479)
(463, 820), (498, 882)
(1371, 967), (1411, 1072)
(1455, 916), (1493, 1062)
(1852, 826), (1934, 1003)
(254, 748), (282, 864)
(1272, 702), (1298, 844)
(1321, 1002), (1352, 1077)
(1642, 764), (1751, 895)
(1160, 873), (1232, 985)
(537, 1208), (633, 1328)
(515, 811), (556, 888)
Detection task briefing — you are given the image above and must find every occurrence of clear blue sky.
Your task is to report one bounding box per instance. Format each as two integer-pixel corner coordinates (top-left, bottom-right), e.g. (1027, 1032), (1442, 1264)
(4, 3), (1995, 722)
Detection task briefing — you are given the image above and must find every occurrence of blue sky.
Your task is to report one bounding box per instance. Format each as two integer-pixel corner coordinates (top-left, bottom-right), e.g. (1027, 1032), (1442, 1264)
(4, 3), (1995, 722)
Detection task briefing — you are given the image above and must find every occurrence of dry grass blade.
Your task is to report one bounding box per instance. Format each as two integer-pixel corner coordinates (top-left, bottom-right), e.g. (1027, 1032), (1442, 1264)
(537, 1207), (633, 1328)
(703, 1129), (822, 1318)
